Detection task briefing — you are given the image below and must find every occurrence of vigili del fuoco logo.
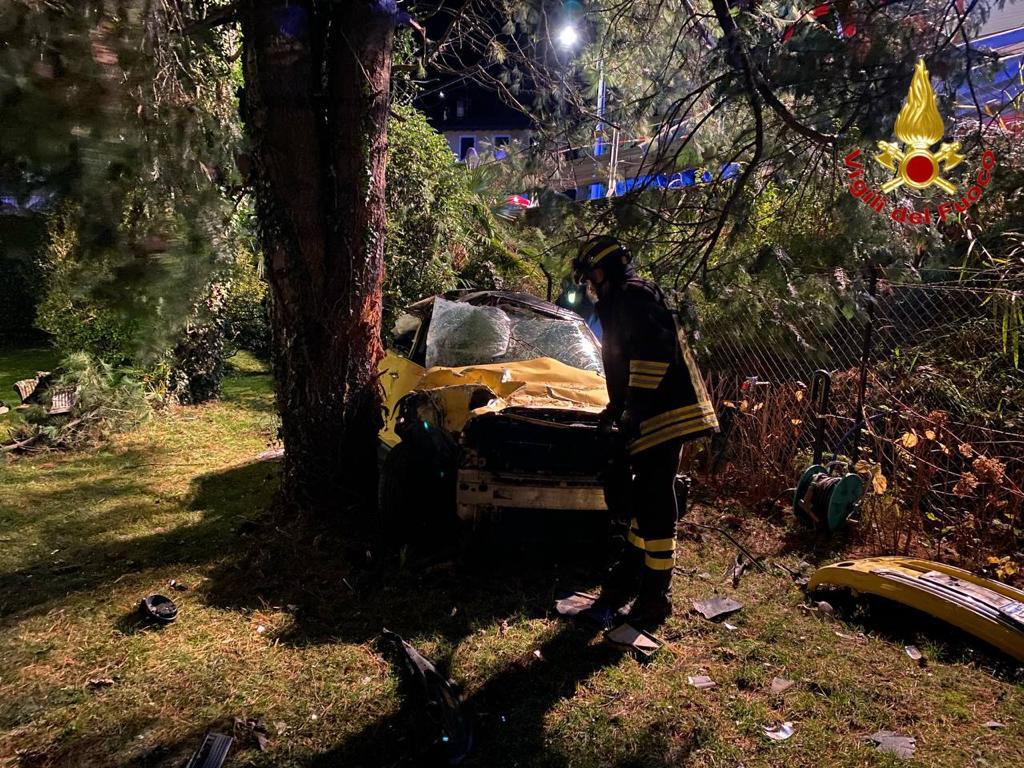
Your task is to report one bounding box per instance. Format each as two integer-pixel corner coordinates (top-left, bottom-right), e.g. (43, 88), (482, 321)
(844, 59), (997, 226)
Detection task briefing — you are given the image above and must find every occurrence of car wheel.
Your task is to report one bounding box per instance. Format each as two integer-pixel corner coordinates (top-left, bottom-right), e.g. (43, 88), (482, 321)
(378, 440), (458, 556)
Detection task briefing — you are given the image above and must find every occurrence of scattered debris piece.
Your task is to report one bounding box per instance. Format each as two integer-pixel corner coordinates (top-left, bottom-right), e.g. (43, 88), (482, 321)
(763, 722), (794, 741)
(554, 591), (597, 618)
(983, 721), (1005, 730)
(723, 622), (739, 631)
(604, 623), (662, 659)
(274, 721), (288, 736)
(233, 717), (269, 752)
(687, 675), (717, 690)
(0, 405), (8, 416)
(904, 645), (926, 665)
(256, 447), (284, 461)
(169, 579), (188, 591)
(139, 593), (178, 624)
(816, 600), (834, 616)
(256, 624), (267, 635)
(184, 732), (232, 768)
(866, 730), (916, 758)
(87, 677), (115, 689)
(48, 385), (80, 415)
(770, 677), (794, 694)
(532, 649), (543, 660)
(379, 629), (472, 764)
(727, 553), (751, 588)
(693, 596), (743, 621)
(499, 619), (509, 636)
(14, 373), (49, 403)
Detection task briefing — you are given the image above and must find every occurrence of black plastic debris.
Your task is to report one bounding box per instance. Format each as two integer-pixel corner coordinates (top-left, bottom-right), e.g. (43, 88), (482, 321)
(866, 730), (916, 758)
(692, 596), (743, 621)
(380, 629), (472, 765)
(233, 716), (270, 751)
(554, 591), (598, 618)
(140, 594), (178, 624)
(184, 732), (232, 768)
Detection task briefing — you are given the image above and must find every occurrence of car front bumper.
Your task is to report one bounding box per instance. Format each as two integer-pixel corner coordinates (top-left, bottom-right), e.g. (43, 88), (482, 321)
(456, 468), (607, 521)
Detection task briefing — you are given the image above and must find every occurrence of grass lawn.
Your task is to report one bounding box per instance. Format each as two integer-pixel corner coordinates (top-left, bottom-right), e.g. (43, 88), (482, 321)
(0, 347), (1021, 767)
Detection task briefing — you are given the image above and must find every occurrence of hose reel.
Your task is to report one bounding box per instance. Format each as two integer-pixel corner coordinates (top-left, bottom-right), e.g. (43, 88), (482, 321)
(793, 371), (864, 532)
(794, 463), (864, 531)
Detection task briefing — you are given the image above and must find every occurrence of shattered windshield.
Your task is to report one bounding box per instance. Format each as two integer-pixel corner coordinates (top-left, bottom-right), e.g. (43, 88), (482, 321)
(425, 297), (604, 374)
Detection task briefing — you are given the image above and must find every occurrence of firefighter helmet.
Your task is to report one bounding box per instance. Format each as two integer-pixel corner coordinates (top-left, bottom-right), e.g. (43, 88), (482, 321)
(572, 235), (632, 284)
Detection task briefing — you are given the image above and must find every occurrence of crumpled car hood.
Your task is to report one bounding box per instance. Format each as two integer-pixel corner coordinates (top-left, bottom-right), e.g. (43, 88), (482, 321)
(404, 356), (607, 434)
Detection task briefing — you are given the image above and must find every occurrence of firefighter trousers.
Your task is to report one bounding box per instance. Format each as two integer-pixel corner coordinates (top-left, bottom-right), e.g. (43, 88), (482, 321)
(601, 436), (685, 608)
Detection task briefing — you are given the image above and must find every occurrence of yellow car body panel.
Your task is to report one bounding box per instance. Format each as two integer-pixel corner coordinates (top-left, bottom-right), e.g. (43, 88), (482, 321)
(810, 556), (1024, 662)
(378, 352), (608, 448)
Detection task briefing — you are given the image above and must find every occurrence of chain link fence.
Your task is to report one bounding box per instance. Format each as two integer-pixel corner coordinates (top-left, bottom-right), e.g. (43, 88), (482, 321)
(693, 270), (1024, 570)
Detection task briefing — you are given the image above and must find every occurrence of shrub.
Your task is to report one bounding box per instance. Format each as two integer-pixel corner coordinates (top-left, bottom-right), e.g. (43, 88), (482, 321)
(35, 206), (229, 402)
(222, 217), (271, 357)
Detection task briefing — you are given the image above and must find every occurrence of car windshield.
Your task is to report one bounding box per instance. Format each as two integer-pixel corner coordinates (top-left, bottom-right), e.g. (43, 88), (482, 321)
(425, 297), (604, 374)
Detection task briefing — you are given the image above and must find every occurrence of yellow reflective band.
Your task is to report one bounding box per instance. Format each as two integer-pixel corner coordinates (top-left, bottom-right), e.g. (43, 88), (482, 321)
(628, 374), (662, 389)
(640, 402), (715, 435)
(629, 360), (669, 375)
(589, 243), (622, 266)
(630, 517), (639, 529)
(645, 537), (676, 553)
(627, 530), (645, 549)
(629, 413), (719, 454)
(645, 554), (675, 570)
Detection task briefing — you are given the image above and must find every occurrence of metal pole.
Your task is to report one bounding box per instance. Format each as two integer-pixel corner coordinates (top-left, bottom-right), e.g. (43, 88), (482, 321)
(854, 266), (878, 457)
(589, 62), (606, 200)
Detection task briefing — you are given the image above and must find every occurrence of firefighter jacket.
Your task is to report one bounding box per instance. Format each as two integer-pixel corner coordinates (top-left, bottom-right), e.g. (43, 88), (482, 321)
(596, 277), (719, 454)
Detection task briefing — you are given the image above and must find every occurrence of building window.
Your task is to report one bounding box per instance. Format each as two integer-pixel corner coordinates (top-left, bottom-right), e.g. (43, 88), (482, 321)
(459, 136), (476, 160)
(494, 135), (510, 159)
(456, 98), (467, 119)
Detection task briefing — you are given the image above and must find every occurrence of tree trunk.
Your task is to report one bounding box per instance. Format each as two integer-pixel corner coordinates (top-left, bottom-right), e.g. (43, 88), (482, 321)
(241, 2), (393, 517)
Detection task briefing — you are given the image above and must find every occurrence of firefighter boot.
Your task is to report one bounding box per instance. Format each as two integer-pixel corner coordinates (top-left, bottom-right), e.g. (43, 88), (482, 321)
(621, 566), (673, 631)
(579, 545), (643, 629)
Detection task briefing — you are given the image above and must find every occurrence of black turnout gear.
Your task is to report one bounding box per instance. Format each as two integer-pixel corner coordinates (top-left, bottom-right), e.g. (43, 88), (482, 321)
(591, 272), (719, 629)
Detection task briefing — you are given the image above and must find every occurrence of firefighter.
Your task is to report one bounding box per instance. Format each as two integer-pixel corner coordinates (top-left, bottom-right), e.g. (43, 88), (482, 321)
(572, 235), (719, 630)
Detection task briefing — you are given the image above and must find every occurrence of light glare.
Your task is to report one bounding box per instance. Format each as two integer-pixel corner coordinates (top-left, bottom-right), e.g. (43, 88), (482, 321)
(557, 25), (579, 49)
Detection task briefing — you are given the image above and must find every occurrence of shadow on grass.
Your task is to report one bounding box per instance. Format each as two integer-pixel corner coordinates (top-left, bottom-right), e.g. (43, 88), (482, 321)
(2, 453), (726, 766)
(0, 457), (280, 621)
(308, 621), (694, 768)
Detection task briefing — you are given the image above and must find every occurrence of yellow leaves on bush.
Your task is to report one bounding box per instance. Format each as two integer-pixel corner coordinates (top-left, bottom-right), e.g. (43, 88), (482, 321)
(924, 429), (936, 440)
(899, 431), (919, 449)
(959, 442), (974, 458)
(794, 390), (804, 402)
(855, 460), (888, 495)
(986, 555), (1019, 581)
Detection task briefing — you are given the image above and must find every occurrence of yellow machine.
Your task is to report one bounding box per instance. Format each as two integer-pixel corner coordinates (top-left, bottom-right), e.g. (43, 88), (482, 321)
(810, 557), (1024, 663)
(377, 291), (611, 541)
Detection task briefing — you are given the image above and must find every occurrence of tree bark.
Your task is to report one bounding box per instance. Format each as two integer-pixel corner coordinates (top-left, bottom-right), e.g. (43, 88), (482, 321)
(241, 2), (393, 518)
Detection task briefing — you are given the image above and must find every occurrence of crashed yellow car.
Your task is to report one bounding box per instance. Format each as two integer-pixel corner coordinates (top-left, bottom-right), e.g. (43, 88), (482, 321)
(378, 291), (610, 543)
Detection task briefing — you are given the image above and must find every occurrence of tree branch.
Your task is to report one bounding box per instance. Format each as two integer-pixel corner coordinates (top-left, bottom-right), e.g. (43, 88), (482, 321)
(709, 0), (836, 147)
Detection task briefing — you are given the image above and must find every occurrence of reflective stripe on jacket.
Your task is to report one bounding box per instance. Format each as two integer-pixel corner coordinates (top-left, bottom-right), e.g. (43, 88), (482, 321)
(596, 278), (718, 454)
